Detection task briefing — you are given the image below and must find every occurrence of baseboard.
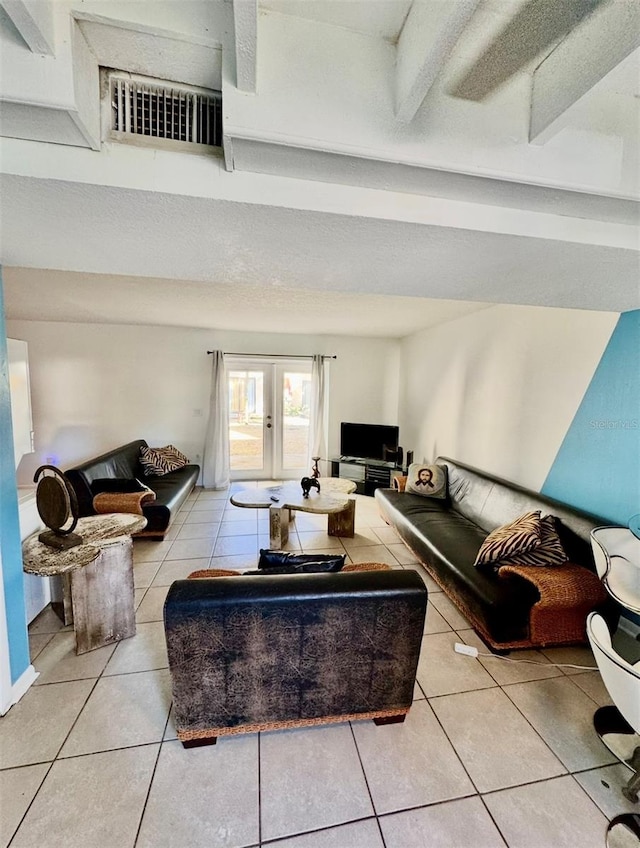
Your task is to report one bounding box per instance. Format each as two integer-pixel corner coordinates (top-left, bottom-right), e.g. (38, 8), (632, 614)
(0, 664), (39, 716)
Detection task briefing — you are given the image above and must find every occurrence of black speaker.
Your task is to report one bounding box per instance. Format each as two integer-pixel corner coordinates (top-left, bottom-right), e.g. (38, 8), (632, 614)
(396, 446), (403, 467)
(406, 450), (414, 468)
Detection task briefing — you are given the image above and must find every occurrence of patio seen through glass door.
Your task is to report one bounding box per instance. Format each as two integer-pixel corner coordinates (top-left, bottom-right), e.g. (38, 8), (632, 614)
(227, 360), (312, 480)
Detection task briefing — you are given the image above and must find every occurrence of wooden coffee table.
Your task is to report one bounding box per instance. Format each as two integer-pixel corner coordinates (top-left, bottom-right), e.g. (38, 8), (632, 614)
(230, 478), (357, 547)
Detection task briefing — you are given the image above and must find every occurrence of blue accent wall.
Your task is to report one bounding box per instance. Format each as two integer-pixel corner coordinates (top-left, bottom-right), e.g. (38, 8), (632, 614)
(542, 310), (640, 524)
(0, 269), (31, 684)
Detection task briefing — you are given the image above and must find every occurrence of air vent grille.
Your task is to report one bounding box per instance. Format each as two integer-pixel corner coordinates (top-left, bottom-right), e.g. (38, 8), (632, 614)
(109, 74), (222, 147)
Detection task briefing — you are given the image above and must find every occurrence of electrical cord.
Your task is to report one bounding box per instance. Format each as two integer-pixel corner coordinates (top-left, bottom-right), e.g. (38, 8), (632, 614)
(453, 642), (598, 670)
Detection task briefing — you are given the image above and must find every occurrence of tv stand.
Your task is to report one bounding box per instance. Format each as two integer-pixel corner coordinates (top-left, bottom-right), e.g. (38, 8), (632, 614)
(330, 457), (398, 496)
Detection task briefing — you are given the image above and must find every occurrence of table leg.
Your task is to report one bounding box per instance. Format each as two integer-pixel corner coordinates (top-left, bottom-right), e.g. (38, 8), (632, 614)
(328, 499), (356, 538)
(70, 536), (136, 654)
(269, 505), (289, 548)
(62, 573), (75, 625)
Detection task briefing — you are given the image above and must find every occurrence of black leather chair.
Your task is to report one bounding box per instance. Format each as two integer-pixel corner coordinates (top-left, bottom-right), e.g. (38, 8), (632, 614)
(164, 569), (427, 747)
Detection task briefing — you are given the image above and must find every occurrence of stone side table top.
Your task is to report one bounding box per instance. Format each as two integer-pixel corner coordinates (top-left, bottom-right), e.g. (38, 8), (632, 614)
(23, 513), (147, 576)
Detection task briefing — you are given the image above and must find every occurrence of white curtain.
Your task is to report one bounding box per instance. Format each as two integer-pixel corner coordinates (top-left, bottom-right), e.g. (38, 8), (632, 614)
(308, 354), (328, 473)
(202, 350), (230, 489)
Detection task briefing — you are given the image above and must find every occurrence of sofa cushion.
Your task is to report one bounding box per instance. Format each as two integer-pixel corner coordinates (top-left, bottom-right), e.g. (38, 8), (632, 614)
(405, 463), (447, 499)
(474, 511), (542, 568)
(90, 477), (147, 495)
(140, 445), (189, 475)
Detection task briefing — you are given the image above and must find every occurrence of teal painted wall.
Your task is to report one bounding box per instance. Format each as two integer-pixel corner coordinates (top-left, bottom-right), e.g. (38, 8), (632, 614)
(542, 310), (640, 524)
(0, 270), (30, 684)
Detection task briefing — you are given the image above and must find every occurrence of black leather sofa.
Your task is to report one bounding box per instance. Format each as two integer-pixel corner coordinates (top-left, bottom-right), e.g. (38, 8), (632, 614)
(66, 439), (200, 540)
(375, 457), (609, 650)
(164, 569), (427, 746)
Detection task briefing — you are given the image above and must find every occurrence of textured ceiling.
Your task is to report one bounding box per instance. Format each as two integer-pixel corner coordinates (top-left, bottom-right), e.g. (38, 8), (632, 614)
(260, 0), (413, 41)
(1, 0), (638, 336)
(1, 174), (638, 325)
(2, 268), (491, 337)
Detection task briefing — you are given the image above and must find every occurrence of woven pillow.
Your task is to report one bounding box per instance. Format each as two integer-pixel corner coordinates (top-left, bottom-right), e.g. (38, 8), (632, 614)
(405, 463), (448, 499)
(499, 514), (567, 567)
(474, 511), (542, 568)
(140, 445), (188, 476)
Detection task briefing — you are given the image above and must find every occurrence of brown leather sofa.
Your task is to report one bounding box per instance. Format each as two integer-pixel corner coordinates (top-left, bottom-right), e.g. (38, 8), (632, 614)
(164, 569), (427, 746)
(375, 457), (610, 650)
(66, 439), (199, 540)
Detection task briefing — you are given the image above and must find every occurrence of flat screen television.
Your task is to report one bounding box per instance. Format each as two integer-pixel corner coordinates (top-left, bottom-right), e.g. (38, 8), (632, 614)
(340, 422), (399, 462)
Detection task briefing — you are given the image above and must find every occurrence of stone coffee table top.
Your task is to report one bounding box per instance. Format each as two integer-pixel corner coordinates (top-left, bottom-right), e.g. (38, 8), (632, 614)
(230, 479), (355, 515)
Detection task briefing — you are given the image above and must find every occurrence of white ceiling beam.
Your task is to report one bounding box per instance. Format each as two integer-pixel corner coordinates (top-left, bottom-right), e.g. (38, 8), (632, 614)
(232, 0), (257, 93)
(530, 0), (640, 144)
(395, 0), (480, 123)
(0, 0), (54, 55)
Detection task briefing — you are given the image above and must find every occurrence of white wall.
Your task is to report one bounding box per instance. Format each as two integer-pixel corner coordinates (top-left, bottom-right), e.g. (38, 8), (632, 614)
(6, 320), (400, 483)
(398, 304), (618, 491)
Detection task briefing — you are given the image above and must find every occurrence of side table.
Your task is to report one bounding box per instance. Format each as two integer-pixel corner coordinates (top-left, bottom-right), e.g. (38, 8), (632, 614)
(22, 513), (146, 654)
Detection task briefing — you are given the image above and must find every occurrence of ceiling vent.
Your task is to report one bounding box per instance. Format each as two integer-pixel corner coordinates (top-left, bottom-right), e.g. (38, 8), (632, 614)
(104, 71), (222, 151)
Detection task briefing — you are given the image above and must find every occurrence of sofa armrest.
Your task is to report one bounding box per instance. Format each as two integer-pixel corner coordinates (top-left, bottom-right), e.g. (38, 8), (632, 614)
(393, 475), (408, 492)
(499, 562), (608, 646)
(93, 490), (156, 516)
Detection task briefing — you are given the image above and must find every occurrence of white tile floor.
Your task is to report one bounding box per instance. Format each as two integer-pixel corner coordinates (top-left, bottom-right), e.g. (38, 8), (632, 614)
(3, 486), (636, 848)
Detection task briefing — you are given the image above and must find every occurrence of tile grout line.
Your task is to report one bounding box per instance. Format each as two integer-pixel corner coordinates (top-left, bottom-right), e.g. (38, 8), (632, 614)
(347, 720), (388, 848)
(6, 761), (55, 848)
(498, 676), (595, 777)
(132, 706), (171, 847)
(6, 635), (116, 843)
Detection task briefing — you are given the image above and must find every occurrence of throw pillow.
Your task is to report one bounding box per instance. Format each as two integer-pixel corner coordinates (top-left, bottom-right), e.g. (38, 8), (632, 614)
(499, 514), (567, 567)
(258, 550), (346, 572)
(405, 463), (448, 499)
(474, 511), (542, 568)
(140, 445), (188, 476)
(164, 444), (189, 464)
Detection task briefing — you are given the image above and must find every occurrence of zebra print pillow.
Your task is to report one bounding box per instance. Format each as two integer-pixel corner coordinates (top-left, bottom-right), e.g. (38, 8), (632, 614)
(499, 514), (567, 567)
(474, 511), (542, 568)
(140, 445), (189, 476)
(164, 445), (189, 465)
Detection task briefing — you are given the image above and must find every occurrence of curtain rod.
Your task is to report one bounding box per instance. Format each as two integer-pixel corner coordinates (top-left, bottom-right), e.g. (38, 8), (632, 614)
(207, 351), (336, 360)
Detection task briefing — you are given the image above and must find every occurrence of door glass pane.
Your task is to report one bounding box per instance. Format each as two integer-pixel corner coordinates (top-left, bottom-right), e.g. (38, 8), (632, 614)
(228, 369), (264, 471)
(282, 370), (311, 471)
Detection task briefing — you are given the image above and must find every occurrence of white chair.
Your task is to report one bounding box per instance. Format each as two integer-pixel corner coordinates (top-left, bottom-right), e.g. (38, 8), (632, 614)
(586, 612), (640, 804)
(590, 527), (640, 614)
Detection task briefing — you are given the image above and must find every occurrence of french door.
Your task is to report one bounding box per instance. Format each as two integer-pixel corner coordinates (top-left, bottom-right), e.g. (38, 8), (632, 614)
(227, 359), (312, 481)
